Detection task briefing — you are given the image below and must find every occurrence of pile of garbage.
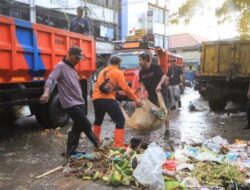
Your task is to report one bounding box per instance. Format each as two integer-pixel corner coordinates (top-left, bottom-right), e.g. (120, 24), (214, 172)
(63, 140), (145, 188)
(63, 136), (250, 189)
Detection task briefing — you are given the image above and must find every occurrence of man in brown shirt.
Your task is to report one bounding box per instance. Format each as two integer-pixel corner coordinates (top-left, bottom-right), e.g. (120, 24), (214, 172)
(40, 46), (99, 156)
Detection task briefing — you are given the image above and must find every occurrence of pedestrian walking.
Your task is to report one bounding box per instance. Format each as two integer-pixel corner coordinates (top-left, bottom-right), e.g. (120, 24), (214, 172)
(158, 58), (184, 110)
(40, 46), (99, 157)
(138, 52), (170, 135)
(69, 6), (90, 35)
(92, 55), (142, 147)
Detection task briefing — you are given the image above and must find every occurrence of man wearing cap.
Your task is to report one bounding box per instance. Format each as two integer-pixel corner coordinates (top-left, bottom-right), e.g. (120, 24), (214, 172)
(157, 58), (184, 110)
(40, 46), (99, 157)
(70, 7), (90, 35)
(92, 55), (142, 147)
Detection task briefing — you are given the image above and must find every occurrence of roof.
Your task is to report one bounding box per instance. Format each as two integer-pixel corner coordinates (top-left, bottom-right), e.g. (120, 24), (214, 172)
(169, 33), (210, 49)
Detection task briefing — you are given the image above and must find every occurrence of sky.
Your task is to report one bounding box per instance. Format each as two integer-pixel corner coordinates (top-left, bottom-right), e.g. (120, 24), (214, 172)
(167, 0), (239, 40)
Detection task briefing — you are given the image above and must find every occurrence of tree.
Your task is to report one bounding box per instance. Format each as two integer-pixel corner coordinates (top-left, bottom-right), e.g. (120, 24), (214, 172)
(170, 0), (250, 39)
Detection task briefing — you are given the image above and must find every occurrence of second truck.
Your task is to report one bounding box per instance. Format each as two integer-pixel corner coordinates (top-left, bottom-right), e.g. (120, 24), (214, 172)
(196, 40), (250, 111)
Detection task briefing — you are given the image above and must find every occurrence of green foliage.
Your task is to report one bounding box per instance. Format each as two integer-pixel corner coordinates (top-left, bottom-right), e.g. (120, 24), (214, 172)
(170, 0), (201, 24)
(170, 0), (250, 38)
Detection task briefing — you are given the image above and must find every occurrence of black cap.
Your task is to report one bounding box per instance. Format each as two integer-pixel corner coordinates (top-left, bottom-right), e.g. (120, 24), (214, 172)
(68, 46), (84, 59)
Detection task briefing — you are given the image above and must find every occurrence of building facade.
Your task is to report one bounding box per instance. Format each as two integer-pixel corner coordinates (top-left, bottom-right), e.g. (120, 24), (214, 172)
(169, 33), (209, 81)
(0, 0), (119, 54)
(120, 0), (169, 49)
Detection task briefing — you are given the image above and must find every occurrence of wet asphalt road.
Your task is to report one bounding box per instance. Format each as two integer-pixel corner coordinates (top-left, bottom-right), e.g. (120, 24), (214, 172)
(0, 87), (249, 190)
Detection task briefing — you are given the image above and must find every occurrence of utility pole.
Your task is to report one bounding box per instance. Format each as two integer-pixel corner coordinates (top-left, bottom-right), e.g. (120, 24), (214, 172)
(114, 0), (119, 40)
(30, 0), (36, 23)
(84, 0), (87, 18)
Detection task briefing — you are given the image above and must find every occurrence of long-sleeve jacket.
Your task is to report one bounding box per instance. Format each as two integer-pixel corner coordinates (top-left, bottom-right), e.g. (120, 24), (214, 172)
(45, 59), (84, 108)
(92, 65), (138, 101)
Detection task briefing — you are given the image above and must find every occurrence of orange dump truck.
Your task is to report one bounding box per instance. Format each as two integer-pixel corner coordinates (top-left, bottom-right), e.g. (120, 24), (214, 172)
(112, 39), (183, 101)
(0, 15), (96, 128)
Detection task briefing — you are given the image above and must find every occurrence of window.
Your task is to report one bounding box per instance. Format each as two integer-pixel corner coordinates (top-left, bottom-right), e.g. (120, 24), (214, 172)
(115, 51), (144, 69)
(50, 0), (68, 7)
(87, 0), (118, 9)
(93, 20), (117, 42)
(154, 34), (164, 47)
(0, 1), (30, 21)
(148, 5), (164, 24)
(36, 7), (68, 29)
(100, 25), (114, 41)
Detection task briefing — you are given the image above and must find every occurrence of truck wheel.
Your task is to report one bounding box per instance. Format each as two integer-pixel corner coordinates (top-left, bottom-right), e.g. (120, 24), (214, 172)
(48, 94), (70, 128)
(31, 104), (50, 127)
(208, 99), (227, 111)
(198, 90), (205, 96)
(0, 97), (17, 124)
(32, 94), (70, 128)
(0, 108), (17, 124)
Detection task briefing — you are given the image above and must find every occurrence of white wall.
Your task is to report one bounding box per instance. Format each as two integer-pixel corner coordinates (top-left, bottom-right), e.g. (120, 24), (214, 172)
(127, 0), (168, 36)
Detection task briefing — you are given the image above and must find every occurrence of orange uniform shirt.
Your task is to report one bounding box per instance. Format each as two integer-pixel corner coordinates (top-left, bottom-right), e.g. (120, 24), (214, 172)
(92, 65), (138, 101)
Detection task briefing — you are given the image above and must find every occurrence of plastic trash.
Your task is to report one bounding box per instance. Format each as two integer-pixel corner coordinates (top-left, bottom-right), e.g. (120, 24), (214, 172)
(226, 151), (238, 162)
(188, 101), (196, 111)
(196, 152), (223, 162)
(181, 177), (201, 188)
(71, 153), (96, 160)
(184, 146), (199, 158)
(202, 136), (228, 153)
(165, 152), (174, 159)
(176, 163), (194, 171)
(174, 149), (189, 163)
(162, 160), (176, 171)
(133, 142), (165, 190)
(244, 159), (250, 168)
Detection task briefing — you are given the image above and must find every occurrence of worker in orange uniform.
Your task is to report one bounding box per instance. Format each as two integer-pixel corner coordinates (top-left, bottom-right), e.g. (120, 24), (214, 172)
(92, 55), (142, 147)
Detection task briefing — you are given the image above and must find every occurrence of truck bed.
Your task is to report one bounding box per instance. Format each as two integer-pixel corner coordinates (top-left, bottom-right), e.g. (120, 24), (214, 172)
(0, 15), (96, 83)
(200, 40), (250, 79)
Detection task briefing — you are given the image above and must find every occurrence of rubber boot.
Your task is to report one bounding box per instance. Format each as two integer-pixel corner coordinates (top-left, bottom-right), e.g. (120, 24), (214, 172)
(114, 128), (124, 148)
(93, 125), (101, 142)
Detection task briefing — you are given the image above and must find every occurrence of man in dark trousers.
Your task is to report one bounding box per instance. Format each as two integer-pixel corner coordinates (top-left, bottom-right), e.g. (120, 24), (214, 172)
(92, 55), (142, 147)
(158, 58), (184, 110)
(70, 7), (90, 35)
(40, 46), (99, 157)
(138, 52), (170, 135)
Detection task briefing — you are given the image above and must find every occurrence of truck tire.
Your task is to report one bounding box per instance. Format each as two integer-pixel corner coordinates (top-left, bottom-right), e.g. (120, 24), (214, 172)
(0, 108), (17, 124)
(32, 94), (69, 128)
(0, 97), (17, 124)
(198, 90), (205, 97)
(48, 94), (70, 128)
(208, 98), (227, 111)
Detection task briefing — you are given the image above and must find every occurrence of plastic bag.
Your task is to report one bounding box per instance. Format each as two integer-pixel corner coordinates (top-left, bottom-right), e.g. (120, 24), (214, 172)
(181, 177), (201, 188)
(202, 136), (228, 153)
(133, 142), (165, 190)
(196, 151), (223, 162)
(122, 92), (168, 132)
